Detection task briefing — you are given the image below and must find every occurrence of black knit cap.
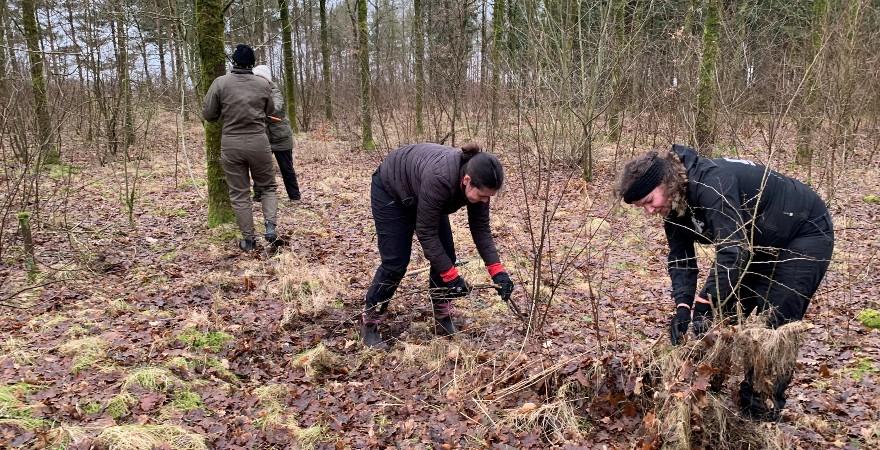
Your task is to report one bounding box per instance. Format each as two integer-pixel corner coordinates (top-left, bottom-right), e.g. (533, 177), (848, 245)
(623, 157), (666, 204)
(232, 44), (255, 68)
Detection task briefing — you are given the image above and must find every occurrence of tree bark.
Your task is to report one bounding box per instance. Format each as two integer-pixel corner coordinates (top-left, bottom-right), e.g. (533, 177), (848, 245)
(279, 0), (299, 132)
(21, 0), (57, 163)
(319, 0), (333, 121)
(357, 0), (375, 150)
(413, 0), (424, 136)
(694, 0), (719, 155)
(195, 0), (235, 227)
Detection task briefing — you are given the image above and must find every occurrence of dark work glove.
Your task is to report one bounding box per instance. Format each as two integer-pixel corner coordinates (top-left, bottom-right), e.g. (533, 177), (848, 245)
(492, 272), (514, 301)
(441, 276), (471, 299)
(669, 306), (691, 345)
(691, 302), (712, 336)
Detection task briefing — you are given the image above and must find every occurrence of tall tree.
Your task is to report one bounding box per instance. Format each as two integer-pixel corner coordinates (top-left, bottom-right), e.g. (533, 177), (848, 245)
(356, 0), (375, 150)
(115, 0), (135, 146)
(490, 0), (504, 146)
(279, 0), (299, 132)
(413, 0), (424, 136)
(694, 0), (720, 154)
(21, 0), (57, 163)
(319, 0), (333, 121)
(795, 0), (827, 165)
(195, 0), (235, 227)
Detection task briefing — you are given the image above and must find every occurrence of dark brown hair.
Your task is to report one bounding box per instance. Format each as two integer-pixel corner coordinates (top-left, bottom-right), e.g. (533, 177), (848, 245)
(616, 150), (688, 215)
(460, 143), (504, 190)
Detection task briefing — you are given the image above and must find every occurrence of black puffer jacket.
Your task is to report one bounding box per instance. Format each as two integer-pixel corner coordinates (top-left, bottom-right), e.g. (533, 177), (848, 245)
(378, 143), (500, 273)
(664, 145), (829, 307)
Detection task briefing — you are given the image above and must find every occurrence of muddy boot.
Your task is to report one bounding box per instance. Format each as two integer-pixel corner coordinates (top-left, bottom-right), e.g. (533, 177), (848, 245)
(361, 310), (385, 348)
(239, 238), (256, 252)
(264, 220), (277, 243)
(738, 379), (780, 422)
(433, 302), (456, 337)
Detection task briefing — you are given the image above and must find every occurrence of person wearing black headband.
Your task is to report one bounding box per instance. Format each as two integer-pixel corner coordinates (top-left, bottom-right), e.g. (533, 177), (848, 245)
(361, 143), (514, 348)
(617, 144), (834, 421)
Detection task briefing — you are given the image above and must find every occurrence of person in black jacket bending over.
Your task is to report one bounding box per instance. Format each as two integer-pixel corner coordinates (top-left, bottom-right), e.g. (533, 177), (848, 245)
(616, 144), (834, 421)
(362, 143), (515, 347)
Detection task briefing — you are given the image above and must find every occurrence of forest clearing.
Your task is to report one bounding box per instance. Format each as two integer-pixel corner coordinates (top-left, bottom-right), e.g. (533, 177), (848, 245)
(1, 0), (879, 448)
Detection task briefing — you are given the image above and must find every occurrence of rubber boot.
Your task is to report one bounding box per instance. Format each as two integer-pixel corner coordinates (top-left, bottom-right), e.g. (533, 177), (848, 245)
(239, 238), (256, 252)
(264, 220), (277, 243)
(361, 309), (385, 347)
(433, 302), (456, 337)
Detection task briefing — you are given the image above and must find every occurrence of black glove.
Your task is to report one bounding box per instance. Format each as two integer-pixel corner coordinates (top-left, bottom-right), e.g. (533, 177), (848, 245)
(441, 276), (471, 299)
(492, 271), (514, 301)
(691, 302), (712, 336)
(669, 305), (691, 345)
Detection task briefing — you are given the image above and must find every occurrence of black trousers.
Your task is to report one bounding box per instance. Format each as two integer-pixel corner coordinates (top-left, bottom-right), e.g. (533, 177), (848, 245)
(365, 172), (456, 314)
(721, 210), (834, 328)
(731, 209), (834, 412)
(272, 149), (301, 199)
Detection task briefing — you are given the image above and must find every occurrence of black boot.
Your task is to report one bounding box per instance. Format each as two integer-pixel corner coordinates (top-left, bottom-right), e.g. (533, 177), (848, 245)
(239, 238), (256, 252)
(433, 302), (456, 337)
(264, 220), (277, 243)
(738, 378), (781, 422)
(361, 309), (385, 347)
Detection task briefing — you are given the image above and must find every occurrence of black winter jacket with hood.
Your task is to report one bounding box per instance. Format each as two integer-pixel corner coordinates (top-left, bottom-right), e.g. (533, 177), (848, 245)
(664, 145), (829, 308)
(377, 143), (500, 273)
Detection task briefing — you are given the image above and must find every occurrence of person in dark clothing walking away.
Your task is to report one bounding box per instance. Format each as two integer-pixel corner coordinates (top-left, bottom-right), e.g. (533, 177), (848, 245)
(362, 143), (515, 348)
(202, 44), (280, 251)
(252, 65), (301, 201)
(616, 144), (834, 421)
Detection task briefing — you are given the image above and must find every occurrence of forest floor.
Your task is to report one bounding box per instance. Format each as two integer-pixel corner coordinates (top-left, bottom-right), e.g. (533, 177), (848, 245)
(1, 115), (879, 449)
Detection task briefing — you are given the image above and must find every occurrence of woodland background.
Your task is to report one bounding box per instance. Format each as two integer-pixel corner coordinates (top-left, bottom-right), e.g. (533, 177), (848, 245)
(0, 0), (879, 448)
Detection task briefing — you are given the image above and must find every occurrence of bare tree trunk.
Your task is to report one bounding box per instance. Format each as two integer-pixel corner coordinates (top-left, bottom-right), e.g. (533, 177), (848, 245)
(490, 0), (504, 147)
(357, 0), (375, 150)
(195, 0), (235, 227)
(319, 0), (333, 121)
(279, 0), (299, 132)
(21, 0), (57, 164)
(413, 0), (424, 136)
(694, 0), (720, 154)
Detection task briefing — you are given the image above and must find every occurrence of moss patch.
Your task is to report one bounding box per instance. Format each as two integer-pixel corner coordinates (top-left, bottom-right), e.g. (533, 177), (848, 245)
(857, 309), (880, 329)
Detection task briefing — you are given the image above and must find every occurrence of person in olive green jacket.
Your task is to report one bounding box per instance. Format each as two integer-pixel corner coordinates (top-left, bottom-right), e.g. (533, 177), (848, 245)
(252, 65), (301, 201)
(202, 44), (280, 251)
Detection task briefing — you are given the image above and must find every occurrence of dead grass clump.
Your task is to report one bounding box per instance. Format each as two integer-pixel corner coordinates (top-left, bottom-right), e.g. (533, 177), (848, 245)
(292, 344), (344, 379)
(253, 384), (289, 430)
(96, 424), (207, 450)
(641, 317), (809, 449)
(499, 383), (585, 444)
(59, 336), (107, 374)
(47, 425), (88, 448)
(399, 340), (477, 373)
(297, 423), (333, 449)
(276, 252), (344, 320)
(122, 367), (184, 392)
(1, 337), (38, 365)
(731, 317), (813, 397)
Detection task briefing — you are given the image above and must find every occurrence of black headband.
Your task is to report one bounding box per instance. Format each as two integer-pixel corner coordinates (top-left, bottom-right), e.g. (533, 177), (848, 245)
(623, 157), (665, 203)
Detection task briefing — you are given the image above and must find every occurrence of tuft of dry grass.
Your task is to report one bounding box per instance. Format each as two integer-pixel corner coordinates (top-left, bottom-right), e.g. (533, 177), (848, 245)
(122, 366), (183, 392)
(498, 383), (585, 444)
(47, 424), (88, 448)
(1, 337), (38, 365)
(640, 316), (807, 449)
(276, 252), (344, 321)
(399, 340), (477, 374)
(96, 424), (208, 450)
(731, 317), (813, 397)
(292, 344), (344, 379)
(58, 336), (107, 374)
